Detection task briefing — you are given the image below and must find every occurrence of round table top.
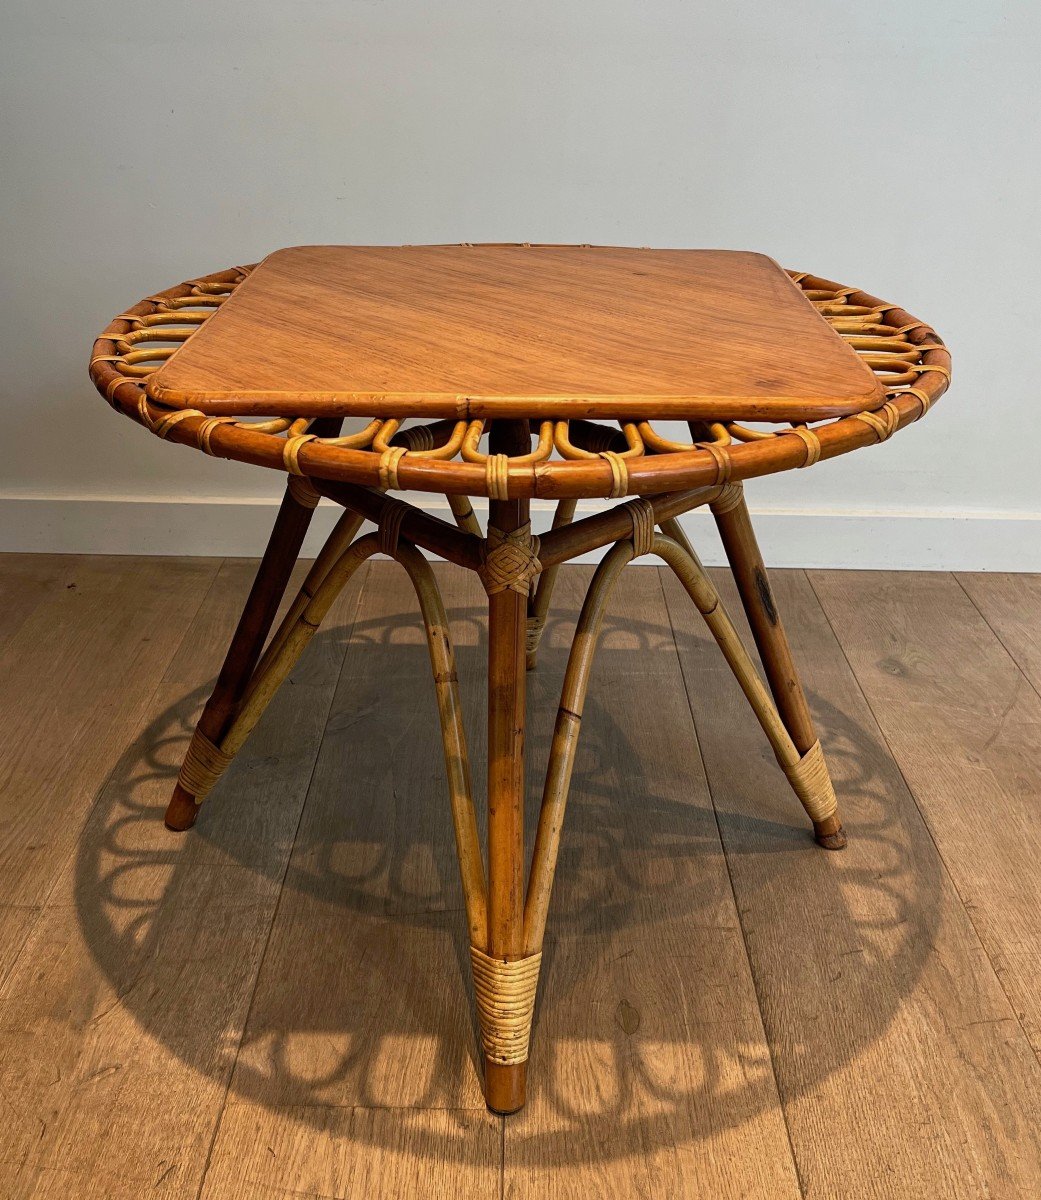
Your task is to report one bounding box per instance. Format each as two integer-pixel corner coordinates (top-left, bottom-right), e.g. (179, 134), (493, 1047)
(90, 244), (950, 501)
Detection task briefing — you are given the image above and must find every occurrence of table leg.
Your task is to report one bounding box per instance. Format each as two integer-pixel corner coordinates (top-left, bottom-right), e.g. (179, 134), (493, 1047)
(710, 484), (846, 849)
(477, 421), (540, 1112)
(164, 475), (323, 831)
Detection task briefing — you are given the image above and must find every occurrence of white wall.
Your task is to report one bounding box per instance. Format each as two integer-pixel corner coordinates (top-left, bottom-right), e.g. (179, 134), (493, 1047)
(2, 2), (1039, 568)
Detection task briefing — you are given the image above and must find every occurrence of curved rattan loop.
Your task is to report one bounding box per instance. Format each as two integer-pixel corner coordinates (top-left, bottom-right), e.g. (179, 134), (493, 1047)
(89, 259), (950, 500)
(522, 530), (836, 955)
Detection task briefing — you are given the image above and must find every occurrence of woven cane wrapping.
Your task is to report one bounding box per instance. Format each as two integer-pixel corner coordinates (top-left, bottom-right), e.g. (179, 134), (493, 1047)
(478, 524), (542, 596)
(781, 740), (838, 824)
(470, 946), (543, 1066)
(177, 727), (234, 802)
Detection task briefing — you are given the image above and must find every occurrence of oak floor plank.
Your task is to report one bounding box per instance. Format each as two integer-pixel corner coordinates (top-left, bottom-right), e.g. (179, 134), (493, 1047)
(0, 556), (220, 1002)
(0, 555), (220, 908)
(200, 1105), (501, 1199)
(810, 569), (1041, 1068)
(957, 572), (1041, 696)
(0, 556), (369, 1199)
(505, 566), (801, 1200)
(2, 555), (1041, 1198)
(0, 554), (84, 647)
(664, 565), (1041, 1198)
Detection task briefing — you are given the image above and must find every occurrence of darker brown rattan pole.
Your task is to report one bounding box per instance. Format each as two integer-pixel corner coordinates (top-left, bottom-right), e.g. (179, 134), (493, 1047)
(311, 478), (482, 571)
(483, 419), (532, 1114)
(165, 416), (343, 831)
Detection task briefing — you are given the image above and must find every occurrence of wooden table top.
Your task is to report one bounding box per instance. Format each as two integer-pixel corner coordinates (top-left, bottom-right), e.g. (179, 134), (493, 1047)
(146, 244), (884, 422)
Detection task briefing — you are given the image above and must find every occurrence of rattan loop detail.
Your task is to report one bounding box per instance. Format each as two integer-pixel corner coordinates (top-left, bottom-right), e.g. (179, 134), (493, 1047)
(790, 425), (822, 467)
(286, 474), (321, 509)
(710, 481), (745, 516)
(486, 453), (511, 500)
(470, 946), (543, 1065)
(197, 416), (234, 456)
(378, 497), (409, 558)
(781, 740), (837, 824)
(479, 523), (541, 596)
(700, 441), (733, 485)
(624, 498), (656, 558)
(599, 451), (628, 498)
(283, 434), (316, 475)
(853, 401), (901, 443)
(379, 445), (407, 491)
(177, 727), (234, 802)
(152, 408), (202, 439)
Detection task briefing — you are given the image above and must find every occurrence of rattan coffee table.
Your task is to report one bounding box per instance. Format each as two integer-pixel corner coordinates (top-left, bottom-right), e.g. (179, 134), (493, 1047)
(90, 244), (950, 1113)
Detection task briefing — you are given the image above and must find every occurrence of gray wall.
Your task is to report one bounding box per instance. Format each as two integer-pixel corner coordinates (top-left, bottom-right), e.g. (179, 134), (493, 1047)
(3, 2), (1039, 565)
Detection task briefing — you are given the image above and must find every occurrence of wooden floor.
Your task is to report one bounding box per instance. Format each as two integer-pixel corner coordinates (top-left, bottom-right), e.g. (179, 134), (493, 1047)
(1, 553), (1040, 1198)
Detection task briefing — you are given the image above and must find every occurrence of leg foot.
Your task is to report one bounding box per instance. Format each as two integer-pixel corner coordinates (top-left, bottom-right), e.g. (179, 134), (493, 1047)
(166, 476), (325, 825)
(814, 814), (848, 850)
(164, 785), (199, 832)
(483, 1056), (527, 1114)
(712, 486), (848, 841)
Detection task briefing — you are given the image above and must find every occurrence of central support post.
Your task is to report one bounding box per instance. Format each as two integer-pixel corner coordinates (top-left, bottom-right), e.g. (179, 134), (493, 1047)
(484, 420), (532, 1113)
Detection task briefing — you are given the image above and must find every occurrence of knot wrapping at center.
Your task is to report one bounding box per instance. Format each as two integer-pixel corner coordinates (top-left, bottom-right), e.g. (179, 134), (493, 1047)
(478, 522), (541, 596)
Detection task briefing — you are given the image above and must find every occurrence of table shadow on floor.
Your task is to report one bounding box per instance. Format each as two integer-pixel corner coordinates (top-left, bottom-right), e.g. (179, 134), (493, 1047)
(76, 604), (940, 1166)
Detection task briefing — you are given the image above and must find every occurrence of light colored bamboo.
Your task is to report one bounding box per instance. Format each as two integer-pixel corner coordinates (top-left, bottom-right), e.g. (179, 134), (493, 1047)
(525, 497), (578, 670)
(252, 507), (364, 681)
(447, 493), (483, 537)
(523, 528), (843, 958)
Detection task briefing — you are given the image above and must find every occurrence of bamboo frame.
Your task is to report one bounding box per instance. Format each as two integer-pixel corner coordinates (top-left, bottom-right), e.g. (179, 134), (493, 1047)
(88, 258), (949, 1113)
(159, 478), (849, 1112)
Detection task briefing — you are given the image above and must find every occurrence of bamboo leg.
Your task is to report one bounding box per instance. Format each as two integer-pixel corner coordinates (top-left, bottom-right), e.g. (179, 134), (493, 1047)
(709, 488), (845, 848)
(447, 493), (483, 537)
(217, 534), (379, 764)
(526, 498), (578, 670)
(394, 542), (487, 948)
(479, 420), (537, 1113)
(253, 507), (364, 681)
(525, 541), (630, 953)
(165, 477), (326, 831)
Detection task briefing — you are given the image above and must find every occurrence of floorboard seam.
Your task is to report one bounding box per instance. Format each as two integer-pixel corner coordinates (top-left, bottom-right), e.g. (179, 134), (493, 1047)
(193, 562), (373, 1200)
(952, 573), (1041, 708)
(655, 565), (808, 1200)
(805, 567), (1041, 1074)
(0, 556), (226, 1002)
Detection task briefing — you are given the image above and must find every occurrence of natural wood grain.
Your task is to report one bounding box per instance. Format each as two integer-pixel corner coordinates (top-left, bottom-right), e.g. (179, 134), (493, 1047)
(0, 554), (81, 647)
(0, 556), (219, 908)
(4, 557), (1041, 1198)
(505, 565), (801, 1199)
(957, 572), (1041, 695)
(665, 565), (1041, 1197)
(810, 569), (1041, 1069)
(0, 557), (369, 1199)
(200, 1106), (501, 1200)
(147, 245), (882, 421)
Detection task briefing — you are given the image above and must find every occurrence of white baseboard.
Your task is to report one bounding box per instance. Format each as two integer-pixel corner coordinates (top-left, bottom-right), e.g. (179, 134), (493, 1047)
(1, 493), (1039, 571)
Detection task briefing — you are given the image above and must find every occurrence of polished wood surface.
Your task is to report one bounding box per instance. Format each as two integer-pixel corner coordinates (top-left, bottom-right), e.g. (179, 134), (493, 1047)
(147, 245), (883, 421)
(1, 553), (1040, 1196)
